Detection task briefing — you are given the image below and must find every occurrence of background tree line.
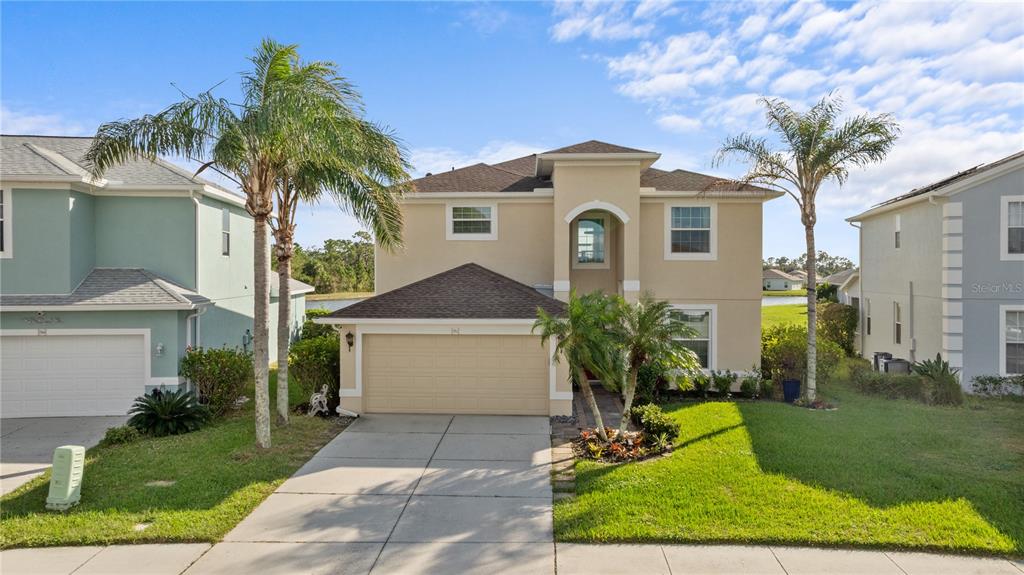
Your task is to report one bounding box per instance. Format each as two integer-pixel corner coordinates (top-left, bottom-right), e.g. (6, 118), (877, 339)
(282, 231), (375, 294)
(762, 250), (855, 277)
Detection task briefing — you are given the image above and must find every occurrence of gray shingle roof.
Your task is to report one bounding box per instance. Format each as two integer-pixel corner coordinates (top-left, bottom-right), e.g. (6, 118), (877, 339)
(823, 268), (857, 286)
(412, 163), (551, 194)
(872, 150), (1024, 209)
(0, 268), (209, 309)
(543, 140), (654, 154)
(324, 263), (566, 320)
(0, 135), (238, 194)
(640, 168), (773, 194)
(271, 277), (316, 298)
(763, 268), (801, 281)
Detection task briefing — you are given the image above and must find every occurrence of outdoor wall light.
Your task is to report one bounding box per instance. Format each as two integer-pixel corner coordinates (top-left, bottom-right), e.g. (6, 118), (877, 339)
(155, 343), (165, 357)
(345, 331), (355, 351)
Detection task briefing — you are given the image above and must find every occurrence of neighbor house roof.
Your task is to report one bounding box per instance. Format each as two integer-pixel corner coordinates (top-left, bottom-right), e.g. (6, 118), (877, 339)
(0, 268), (210, 310)
(0, 134), (245, 205)
(271, 277), (316, 298)
(847, 150), (1024, 222)
(318, 263), (566, 321)
(763, 268), (801, 281)
(409, 139), (777, 196)
(823, 268), (858, 286)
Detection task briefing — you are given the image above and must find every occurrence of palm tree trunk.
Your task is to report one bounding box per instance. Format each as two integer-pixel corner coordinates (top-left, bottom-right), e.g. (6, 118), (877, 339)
(619, 368), (639, 433)
(276, 256), (291, 425)
(805, 224), (818, 401)
(254, 214), (272, 448)
(576, 367), (608, 441)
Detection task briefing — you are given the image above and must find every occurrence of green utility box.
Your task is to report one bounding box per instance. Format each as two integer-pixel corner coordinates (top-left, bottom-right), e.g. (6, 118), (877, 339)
(46, 445), (85, 511)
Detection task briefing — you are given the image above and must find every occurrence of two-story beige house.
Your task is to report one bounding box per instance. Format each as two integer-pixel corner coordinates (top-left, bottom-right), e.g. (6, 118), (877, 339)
(318, 141), (780, 416)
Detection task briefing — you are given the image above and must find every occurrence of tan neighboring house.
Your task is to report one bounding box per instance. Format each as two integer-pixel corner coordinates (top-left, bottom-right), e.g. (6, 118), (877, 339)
(763, 268), (804, 291)
(317, 140), (780, 416)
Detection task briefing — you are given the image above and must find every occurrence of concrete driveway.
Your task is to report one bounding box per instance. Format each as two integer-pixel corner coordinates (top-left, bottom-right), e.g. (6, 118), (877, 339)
(186, 414), (554, 575)
(1, 416), (125, 495)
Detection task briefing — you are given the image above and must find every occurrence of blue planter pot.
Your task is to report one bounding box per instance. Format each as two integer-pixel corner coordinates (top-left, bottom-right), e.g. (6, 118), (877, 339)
(782, 379), (801, 403)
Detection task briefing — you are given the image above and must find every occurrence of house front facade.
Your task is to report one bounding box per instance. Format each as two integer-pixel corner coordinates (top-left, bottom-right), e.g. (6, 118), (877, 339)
(763, 268), (804, 291)
(318, 141), (780, 416)
(0, 135), (312, 418)
(848, 150), (1024, 387)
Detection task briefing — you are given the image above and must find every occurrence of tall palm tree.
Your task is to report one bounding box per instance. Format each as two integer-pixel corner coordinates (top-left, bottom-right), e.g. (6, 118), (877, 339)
(84, 39), (342, 448)
(534, 291), (621, 441)
(715, 94), (899, 400)
(272, 112), (410, 423)
(616, 295), (701, 432)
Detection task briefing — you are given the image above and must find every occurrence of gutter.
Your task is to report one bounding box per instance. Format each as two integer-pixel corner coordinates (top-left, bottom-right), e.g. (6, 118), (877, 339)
(192, 194), (201, 293)
(848, 220), (865, 354)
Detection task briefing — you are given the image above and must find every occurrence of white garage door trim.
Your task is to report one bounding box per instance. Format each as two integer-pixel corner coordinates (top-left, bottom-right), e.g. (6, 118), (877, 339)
(1, 328), (151, 418)
(342, 321), (571, 402)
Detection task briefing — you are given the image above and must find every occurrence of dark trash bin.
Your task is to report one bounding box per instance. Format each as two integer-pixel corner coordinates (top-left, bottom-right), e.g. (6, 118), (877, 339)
(782, 379), (801, 403)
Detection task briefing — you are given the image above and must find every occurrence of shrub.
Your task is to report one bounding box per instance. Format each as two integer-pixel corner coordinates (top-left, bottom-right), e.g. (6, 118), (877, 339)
(635, 362), (670, 405)
(289, 335), (341, 404)
(912, 354), (963, 406)
(971, 374), (1024, 397)
(761, 324), (842, 384)
(99, 425), (142, 446)
(740, 373), (760, 398)
(816, 282), (838, 303)
(690, 372), (711, 398)
(301, 308), (334, 340)
(179, 347), (252, 417)
(128, 389), (210, 437)
(818, 302), (858, 356)
(711, 370), (736, 397)
(629, 403), (681, 442)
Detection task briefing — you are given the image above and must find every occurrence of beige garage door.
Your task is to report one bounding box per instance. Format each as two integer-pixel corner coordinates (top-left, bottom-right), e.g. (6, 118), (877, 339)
(362, 334), (549, 415)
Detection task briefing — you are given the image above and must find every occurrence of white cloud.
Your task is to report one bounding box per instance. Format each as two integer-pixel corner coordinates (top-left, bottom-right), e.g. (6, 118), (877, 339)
(457, 3), (511, 35)
(0, 104), (88, 135)
(550, 1), (656, 42)
(656, 114), (701, 133)
(770, 68), (828, 95)
(737, 14), (769, 39)
(409, 140), (545, 177)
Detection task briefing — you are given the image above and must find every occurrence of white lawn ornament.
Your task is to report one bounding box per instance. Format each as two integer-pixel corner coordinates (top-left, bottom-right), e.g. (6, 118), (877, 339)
(308, 385), (330, 417)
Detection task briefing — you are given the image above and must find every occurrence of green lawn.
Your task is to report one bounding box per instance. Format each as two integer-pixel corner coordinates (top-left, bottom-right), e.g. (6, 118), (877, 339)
(762, 289), (807, 297)
(762, 303), (808, 329)
(306, 291), (373, 302)
(0, 373), (344, 549)
(554, 381), (1024, 556)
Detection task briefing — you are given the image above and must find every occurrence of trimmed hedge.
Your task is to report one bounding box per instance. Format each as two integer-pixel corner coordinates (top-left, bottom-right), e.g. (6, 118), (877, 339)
(629, 403), (681, 442)
(289, 335), (340, 406)
(179, 347), (252, 417)
(761, 324), (843, 384)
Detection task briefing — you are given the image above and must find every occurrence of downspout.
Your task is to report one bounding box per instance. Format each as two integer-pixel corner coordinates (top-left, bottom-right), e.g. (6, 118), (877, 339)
(192, 193), (202, 346)
(848, 220), (864, 355)
(330, 324), (360, 418)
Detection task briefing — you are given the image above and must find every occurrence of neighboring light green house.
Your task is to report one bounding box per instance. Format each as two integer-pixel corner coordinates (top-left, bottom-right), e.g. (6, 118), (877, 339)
(0, 135), (313, 418)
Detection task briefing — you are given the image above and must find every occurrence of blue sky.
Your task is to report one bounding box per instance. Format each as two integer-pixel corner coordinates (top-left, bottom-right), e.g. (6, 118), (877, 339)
(3, 1), (1022, 262)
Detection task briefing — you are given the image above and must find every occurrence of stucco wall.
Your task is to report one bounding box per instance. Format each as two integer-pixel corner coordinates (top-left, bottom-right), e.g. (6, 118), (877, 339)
(69, 191), (95, 289)
(859, 199), (943, 362)
(95, 196), (196, 288)
(0, 188), (71, 294)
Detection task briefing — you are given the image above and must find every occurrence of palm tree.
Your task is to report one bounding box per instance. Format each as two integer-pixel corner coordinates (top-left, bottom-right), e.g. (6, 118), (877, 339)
(268, 57), (410, 425)
(616, 295), (701, 432)
(715, 94), (899, 400)
(534, 291), (621, 441)
(84, 39), (343, 448)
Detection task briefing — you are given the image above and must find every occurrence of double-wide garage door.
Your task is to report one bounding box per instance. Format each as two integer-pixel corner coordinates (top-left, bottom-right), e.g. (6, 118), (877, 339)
(1, 333), (146, 418)
(362, 334), (549, 415)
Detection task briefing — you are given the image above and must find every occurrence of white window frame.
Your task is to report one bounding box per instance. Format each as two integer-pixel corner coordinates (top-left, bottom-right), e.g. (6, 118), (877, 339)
(1000, 304), (1024, 376)
(894, 214), (901, 249)
(670, 304), (717, 371)
(0, 188), (12, 259)
(1000, 195), (1024, 261)
(894, 301), (902, 345)
(446, 202), (497, 241)
(664, 202), (717, 261)
(221, 207), (231, 257)
(571, 212), (610, 270)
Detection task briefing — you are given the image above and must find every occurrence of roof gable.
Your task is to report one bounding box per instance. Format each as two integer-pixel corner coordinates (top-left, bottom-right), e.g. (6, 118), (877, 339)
(543, 140), (654, 155)
(324, 263), (566, 320)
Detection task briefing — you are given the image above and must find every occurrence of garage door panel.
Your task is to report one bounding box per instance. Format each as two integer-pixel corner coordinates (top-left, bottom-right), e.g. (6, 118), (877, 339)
(363, 334), (549, 415)
(1, 334), (147, 418)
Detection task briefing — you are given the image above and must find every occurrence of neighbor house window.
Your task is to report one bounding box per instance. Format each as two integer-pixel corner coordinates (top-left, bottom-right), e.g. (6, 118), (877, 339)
(894, 301), (902, 345)
(0, 188), (10, 258)
(221, 207), (231, 256)
(866, 299), (872, 335)
(1003, 307), (1024, 375)
(446, 203), (497, 240)
(665, 204), (716, 260)
(1002, 196), (1024, 260)
(894, 214), (901, 249)
(671, 307), (713, 369)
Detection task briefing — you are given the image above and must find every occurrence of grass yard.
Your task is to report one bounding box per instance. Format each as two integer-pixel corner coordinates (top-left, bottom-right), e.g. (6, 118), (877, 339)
(762, 289), (807, 297)
(306, 291), (374, 301)
(761, 303), (808, 329)
(0, 373), (344, 549)
(555, 380), (1024, 556)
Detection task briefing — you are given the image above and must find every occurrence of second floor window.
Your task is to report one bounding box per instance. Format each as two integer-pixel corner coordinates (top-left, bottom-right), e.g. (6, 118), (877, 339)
(1004, 308), (1023, 375)
(1007, 198), (1023, 256)
(666, 204), (715, 260)
(447, 204), (497, 240)
(221, 207), (230, 256)
(894, 301), (902, 345)
(576, 217), (606, 265)
(671, 307), (712, 369)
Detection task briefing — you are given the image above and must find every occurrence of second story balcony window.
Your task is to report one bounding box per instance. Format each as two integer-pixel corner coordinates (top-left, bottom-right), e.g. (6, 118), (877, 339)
(575, 216), (606, 267)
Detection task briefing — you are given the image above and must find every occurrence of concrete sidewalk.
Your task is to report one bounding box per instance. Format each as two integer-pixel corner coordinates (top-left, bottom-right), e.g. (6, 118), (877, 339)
(3, 542), (1021, 575)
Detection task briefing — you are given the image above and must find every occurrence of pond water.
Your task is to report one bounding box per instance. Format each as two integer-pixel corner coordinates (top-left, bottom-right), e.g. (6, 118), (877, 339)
(306, 298), (365, 312)
(762, 296), (808, 307)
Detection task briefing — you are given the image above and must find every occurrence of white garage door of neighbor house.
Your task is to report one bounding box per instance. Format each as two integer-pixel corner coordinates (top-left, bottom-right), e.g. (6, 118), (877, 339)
(362, 334), (549, 415)
(1, 334), (147, 418)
